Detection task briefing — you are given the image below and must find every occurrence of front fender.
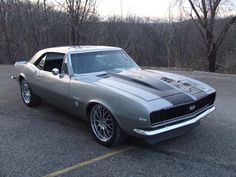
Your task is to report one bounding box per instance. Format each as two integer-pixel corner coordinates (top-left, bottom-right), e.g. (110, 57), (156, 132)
(70, 80), (151, 134)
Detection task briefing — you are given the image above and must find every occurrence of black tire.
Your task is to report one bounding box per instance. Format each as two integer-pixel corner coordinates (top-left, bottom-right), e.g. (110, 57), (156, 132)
(89, 104), (126, 146)
(20, 78), (41, 107)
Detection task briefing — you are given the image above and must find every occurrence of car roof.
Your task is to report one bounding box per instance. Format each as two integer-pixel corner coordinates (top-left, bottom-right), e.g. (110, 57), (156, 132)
(40, 46), (122, 54)
(29, 45), (122, 63)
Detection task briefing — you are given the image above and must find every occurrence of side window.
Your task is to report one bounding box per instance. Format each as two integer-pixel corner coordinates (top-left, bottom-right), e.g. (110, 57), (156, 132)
(44, 53), (65, 73)
(34, 52), (65, 73)
(37, 57), (45, 70)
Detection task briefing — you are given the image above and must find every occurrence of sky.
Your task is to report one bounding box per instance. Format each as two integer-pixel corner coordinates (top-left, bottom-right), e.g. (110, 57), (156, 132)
(97, 0), (236, 19)
(49, 0), (177, 19)
(50, 0), (236, 19)
(97, 0), (177, 19)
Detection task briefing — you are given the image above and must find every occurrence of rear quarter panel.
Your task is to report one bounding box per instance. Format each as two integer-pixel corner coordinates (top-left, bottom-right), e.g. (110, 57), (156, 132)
(14, 62), (39, 92)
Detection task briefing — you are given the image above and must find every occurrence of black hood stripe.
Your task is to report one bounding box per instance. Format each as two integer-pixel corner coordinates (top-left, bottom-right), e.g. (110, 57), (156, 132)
(108, 72), (172, 91)
(98, 71), (197, 105)
(163, 93), (195, 105)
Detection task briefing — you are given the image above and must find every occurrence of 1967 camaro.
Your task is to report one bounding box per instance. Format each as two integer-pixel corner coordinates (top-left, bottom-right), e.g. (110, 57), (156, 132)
(12, 46), (216, 146)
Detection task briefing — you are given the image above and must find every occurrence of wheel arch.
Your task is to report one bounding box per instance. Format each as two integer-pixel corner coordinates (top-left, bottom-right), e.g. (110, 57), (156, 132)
(86, 100), (122, 127)
(18, 73), (26, 83)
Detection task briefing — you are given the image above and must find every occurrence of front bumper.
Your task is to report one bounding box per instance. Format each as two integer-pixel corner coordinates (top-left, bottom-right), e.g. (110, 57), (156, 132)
(133, 106), (215, 142)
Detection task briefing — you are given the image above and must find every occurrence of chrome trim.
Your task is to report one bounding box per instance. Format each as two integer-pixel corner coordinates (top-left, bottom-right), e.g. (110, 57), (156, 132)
(133, 106), (215, 136)
(152, 104), (214, 128)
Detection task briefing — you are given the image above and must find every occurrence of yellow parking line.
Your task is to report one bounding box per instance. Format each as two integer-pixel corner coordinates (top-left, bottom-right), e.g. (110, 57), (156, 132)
(42, 146), (135, 177)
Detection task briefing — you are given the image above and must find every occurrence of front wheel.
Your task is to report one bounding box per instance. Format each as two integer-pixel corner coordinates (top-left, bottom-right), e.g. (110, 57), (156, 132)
(89, 104), (126, 146)
(20, 79), (41, 107)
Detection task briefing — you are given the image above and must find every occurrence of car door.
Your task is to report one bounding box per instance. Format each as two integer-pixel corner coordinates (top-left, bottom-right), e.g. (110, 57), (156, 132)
(34, 53), (72, 111)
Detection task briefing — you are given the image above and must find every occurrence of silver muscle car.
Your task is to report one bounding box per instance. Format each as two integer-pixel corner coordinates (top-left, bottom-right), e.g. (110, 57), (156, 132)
(12, 46), (216, 146)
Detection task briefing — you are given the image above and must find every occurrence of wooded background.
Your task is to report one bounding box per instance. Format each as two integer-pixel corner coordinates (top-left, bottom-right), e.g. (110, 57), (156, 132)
(0, 0), (236, 73)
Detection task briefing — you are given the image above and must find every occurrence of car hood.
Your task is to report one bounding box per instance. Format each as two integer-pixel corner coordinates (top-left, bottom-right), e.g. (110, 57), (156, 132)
(96, 68), (212, 102)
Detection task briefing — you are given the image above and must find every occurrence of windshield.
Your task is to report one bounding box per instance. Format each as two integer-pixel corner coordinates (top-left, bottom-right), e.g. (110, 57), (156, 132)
(70, 50), (139, 74)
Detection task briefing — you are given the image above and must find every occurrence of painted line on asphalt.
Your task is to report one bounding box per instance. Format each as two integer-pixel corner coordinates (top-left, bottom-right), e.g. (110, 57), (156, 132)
(42, 146), (135, 177)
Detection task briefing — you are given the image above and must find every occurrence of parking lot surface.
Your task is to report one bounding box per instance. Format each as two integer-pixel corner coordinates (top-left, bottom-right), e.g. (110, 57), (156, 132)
(0, 65), (236, 177)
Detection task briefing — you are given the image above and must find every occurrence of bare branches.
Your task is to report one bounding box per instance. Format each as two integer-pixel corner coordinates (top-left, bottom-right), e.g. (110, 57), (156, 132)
(188, 0), (205, 28)
(0, 0), (235, 73)
(63, 0), (97, 45)
(190, 13), (207, 42)
(212, 0), (221, 13)
(201, 0), (208, 26)
(215, 16), (236, 50)
(183, 0), (236, 72)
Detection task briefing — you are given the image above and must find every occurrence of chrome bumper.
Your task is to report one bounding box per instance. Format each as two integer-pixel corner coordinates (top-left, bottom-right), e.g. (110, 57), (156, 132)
(133, 106), (215, 136)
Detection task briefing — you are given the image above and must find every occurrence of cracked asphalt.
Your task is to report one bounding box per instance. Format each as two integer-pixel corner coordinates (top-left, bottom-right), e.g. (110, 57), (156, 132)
(0, 65), (236, 177)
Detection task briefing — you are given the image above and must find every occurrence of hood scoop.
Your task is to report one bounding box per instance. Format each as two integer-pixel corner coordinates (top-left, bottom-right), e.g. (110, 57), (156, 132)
(160, 76), (200, 94)
(97, 69), (202, 101)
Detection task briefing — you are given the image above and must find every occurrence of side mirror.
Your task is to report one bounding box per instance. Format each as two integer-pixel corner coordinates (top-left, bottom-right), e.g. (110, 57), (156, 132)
(52, 68), (59, 75)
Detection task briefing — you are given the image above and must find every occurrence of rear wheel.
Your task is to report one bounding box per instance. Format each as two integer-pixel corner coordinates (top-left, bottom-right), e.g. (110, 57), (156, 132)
(89, 104), (126, 146)
(20, 79), (41, 107)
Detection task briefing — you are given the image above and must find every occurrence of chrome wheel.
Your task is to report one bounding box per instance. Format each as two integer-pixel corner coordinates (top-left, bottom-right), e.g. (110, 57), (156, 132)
(90, 104), (114, 142)
(21, 80), (31, 104)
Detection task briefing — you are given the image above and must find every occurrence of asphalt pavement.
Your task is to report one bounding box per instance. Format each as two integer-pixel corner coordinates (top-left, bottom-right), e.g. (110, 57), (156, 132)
(0, 65), (236, 177)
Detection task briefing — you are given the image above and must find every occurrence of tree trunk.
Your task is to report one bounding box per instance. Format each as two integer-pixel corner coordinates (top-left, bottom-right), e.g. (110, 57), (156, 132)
(208, 50), (216, 72)
(206, 30), (216, 72)
(70, 24), (76, 45)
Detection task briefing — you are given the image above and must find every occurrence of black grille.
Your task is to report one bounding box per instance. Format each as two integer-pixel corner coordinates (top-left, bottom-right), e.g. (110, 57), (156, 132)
(150, 92), (216, 124)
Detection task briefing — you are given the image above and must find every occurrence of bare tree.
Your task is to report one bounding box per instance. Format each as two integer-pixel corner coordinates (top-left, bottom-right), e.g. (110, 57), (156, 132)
(182, 0), (236, 72)
(62, 0), (96, 45)
(0, 0), (14, 63)
(0, 0), (235, 73)
(0, 0), (23, 63)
